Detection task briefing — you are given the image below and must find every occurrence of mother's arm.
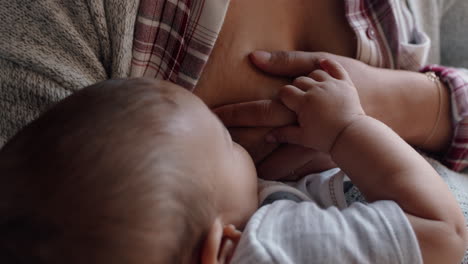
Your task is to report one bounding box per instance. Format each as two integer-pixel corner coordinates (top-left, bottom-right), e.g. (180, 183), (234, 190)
(254, 51), (453, 152)
(215, 51), (453, 180)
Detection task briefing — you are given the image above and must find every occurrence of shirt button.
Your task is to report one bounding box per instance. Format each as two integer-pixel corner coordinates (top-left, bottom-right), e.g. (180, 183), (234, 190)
(366, 27), (376, 40)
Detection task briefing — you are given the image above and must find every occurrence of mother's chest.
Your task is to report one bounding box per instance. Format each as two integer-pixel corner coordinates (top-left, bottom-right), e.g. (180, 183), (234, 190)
(194, 0), (357, 107)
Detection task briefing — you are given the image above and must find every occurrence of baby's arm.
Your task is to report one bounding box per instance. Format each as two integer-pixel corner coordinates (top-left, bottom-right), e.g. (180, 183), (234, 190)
(267, 59), (467, 264)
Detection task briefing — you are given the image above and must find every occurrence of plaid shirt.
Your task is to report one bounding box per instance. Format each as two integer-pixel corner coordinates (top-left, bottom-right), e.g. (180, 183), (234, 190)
(131, 0), (468, 171)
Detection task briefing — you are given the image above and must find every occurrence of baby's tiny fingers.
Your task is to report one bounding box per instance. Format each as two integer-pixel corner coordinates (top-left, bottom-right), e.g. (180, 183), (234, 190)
(278, 85), (304, 113)
(293, 76), (319, 91)
(308, 70), (330, 82)
(319, 59), (350, 81)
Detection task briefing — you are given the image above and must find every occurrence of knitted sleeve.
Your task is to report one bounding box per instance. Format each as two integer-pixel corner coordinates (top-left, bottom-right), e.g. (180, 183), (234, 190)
(0, 0), (138, 145)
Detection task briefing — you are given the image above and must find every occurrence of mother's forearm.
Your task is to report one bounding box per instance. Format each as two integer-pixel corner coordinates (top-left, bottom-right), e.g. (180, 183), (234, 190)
(357, 67), (453, 153)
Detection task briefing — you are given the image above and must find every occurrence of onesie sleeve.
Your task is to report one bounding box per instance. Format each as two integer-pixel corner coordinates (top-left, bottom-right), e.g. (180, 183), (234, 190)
(231, 200), (422, 264)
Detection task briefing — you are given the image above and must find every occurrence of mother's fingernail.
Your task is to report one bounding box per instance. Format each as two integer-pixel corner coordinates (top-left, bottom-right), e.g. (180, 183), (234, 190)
(265, 134), (277, 143)
(252, 51), (271, 63)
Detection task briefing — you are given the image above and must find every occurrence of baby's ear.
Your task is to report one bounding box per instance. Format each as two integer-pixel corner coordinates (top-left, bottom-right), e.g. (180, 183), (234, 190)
(201, 218), (242, 264)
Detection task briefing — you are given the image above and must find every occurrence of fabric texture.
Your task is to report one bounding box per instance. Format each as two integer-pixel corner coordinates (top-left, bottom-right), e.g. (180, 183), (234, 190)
(0, 0), (140, 146)
(233, 171), (422, 264)
(131, 0), (229, 90)
(257, 168), (347, 209)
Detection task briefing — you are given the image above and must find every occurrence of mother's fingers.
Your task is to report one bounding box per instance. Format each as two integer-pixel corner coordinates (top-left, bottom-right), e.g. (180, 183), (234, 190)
(250, 50), (327, 77)
(213, 100), (296, 127)
(257, 145), (336, 181)
(257, 144), (317, 180)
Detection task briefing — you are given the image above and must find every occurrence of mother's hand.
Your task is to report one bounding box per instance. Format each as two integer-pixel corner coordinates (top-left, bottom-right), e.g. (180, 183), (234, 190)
(215, 50), (448, 180)
(249, 50), (374, 99)
(214, 100), (337, 181)
(249, 50), (453, 152)
(217, 51), (383, 180)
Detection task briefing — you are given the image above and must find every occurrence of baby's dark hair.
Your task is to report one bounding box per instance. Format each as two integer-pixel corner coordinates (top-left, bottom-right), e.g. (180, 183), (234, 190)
(0, 79), (216, 263)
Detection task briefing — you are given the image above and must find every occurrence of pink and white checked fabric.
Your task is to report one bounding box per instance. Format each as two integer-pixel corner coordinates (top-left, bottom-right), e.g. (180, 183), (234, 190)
(422, 65), (468, 171)
(131, 0), (468, 171)
(131, 0), (229, 90)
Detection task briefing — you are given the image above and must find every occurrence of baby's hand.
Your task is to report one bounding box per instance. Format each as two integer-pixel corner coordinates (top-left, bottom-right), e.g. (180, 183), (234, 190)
(267, 59), (365, 153)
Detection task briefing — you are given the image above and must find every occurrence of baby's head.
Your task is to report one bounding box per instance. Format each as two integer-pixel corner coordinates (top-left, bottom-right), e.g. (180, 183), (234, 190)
(0, 79), (258, 263)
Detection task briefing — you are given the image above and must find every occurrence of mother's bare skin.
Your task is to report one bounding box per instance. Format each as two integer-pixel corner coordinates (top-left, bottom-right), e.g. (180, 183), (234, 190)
(194, 0), (452, 180)
(194, 0), (355, 179)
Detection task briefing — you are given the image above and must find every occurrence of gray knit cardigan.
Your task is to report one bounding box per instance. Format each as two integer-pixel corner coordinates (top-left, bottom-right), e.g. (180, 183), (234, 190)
(0, 0), (139, 145)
